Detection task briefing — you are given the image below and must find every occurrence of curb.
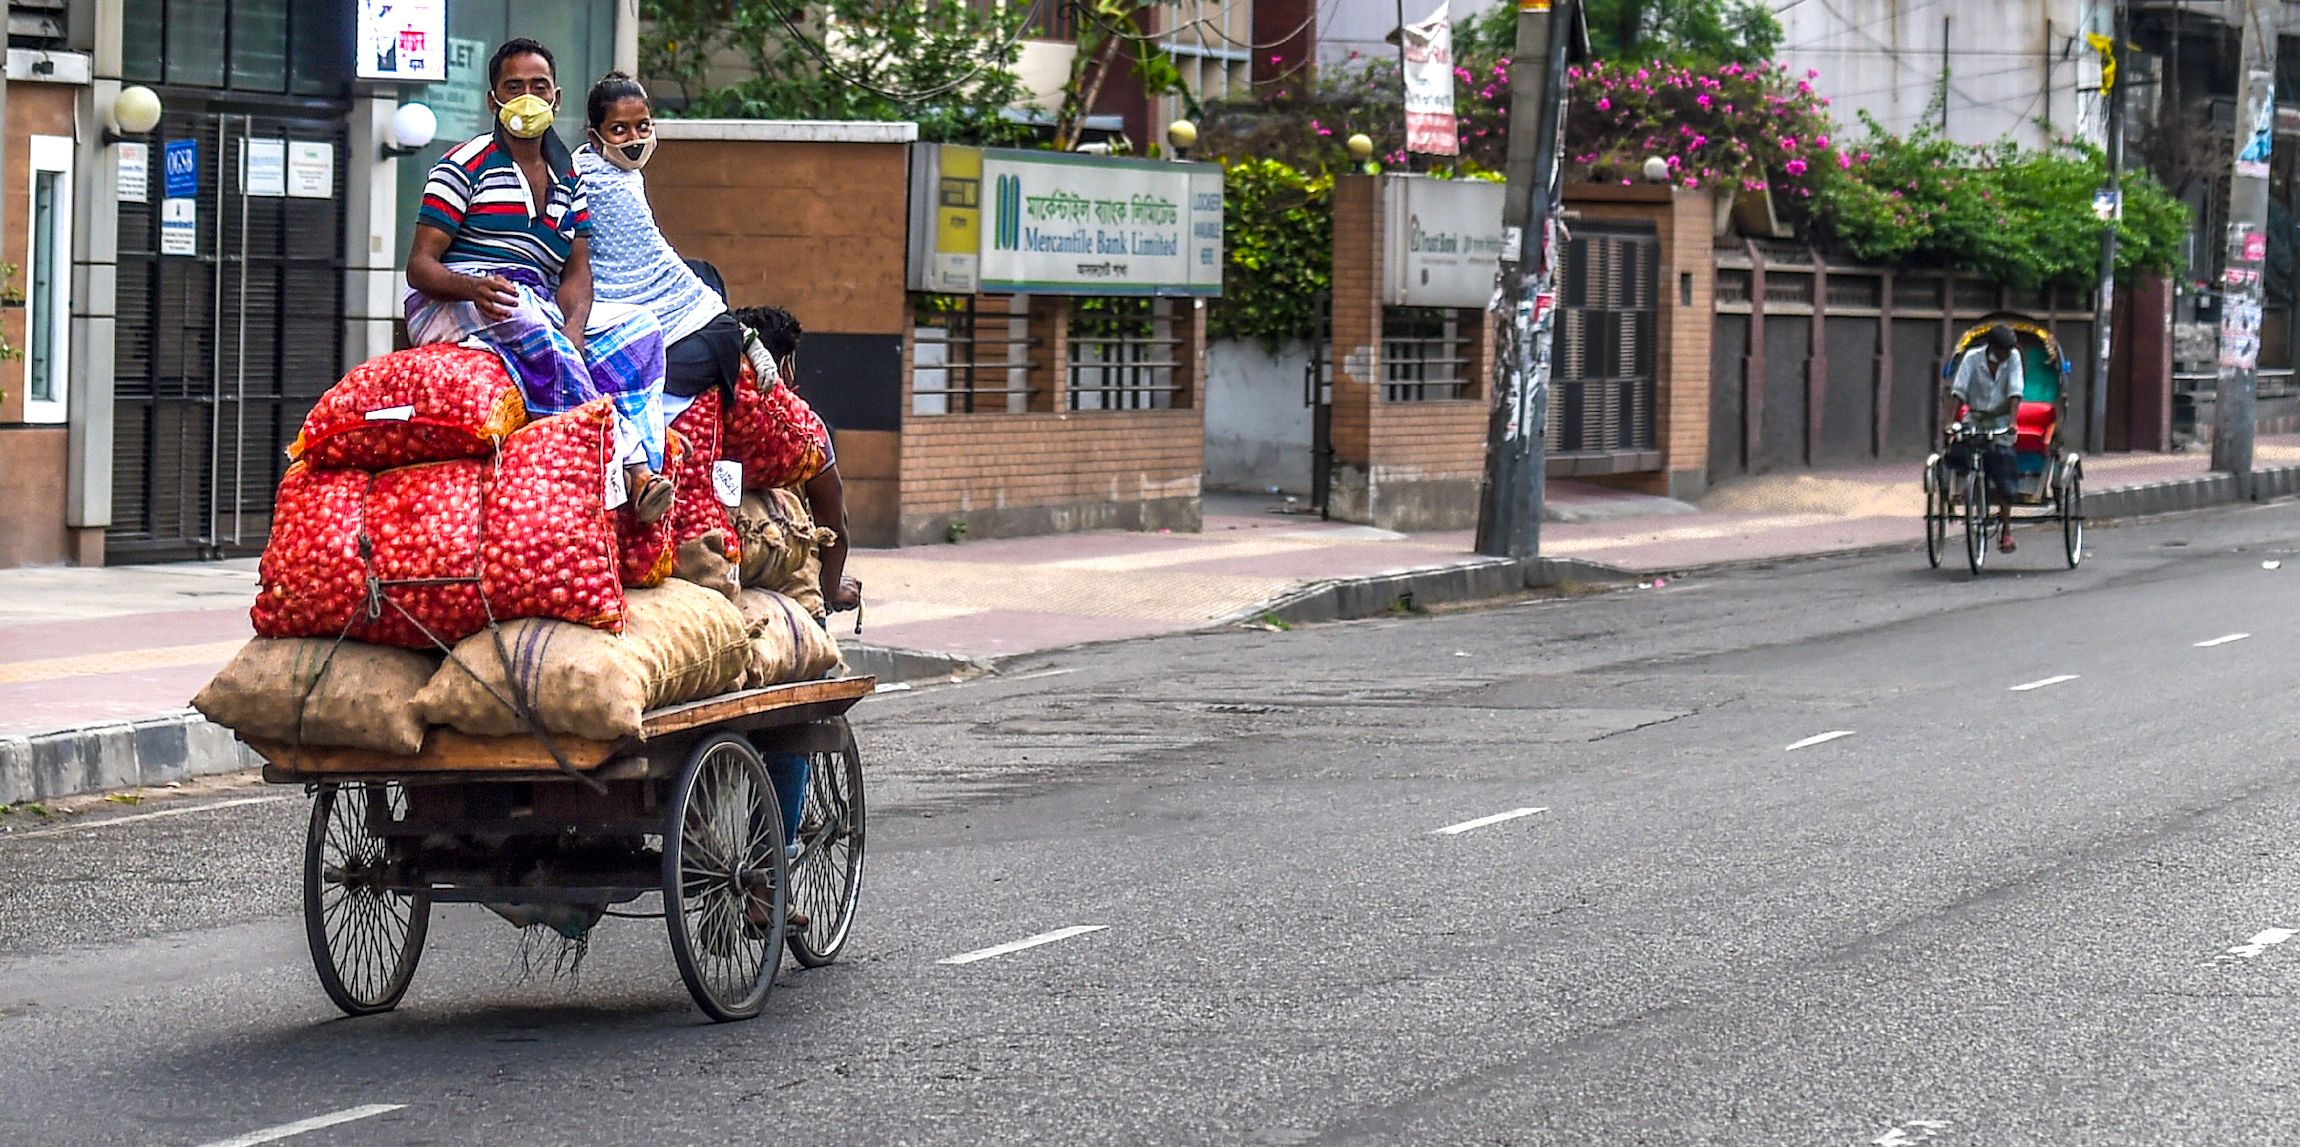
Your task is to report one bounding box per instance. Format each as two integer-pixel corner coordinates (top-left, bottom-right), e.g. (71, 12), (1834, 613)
(1238, 555), (1632, 628)
(1228, 464), (2300, 630)
(1, 642), (987, 808)
(1, 710), (261, 808)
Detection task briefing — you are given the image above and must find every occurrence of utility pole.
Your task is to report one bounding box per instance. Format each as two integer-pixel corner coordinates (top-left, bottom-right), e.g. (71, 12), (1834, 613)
(1475, 0), (1575, 559)
(2089, 0), (2127, 457)
(2214, 0), (2274, 493)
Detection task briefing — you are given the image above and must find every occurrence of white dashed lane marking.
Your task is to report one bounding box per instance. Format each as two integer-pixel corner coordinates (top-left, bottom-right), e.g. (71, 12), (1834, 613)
(938, 925), (1108, 965)
(192, 1104), (405, 1147)
(1432, 807), (1549, 836)
(2009, 674), (2079, 692)
(2217, 928), (2298, 962)
(2195, 633), (2252, 648)
(1785, 730), (1855, 751)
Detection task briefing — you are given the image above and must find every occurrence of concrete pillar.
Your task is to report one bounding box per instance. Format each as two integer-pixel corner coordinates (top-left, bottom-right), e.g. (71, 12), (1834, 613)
(64, 0), (121, 554)
(614, 0), (641, 75)
(343, 93), (402, 368)
(1024, 294), (1068, 411)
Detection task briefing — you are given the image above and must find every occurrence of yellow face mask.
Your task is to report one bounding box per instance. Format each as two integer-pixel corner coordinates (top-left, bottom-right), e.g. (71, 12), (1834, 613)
(497, 94), (555, 139)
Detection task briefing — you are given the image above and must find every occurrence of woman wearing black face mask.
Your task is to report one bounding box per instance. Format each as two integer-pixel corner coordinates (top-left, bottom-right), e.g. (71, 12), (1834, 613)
(575, 72), (744, 414)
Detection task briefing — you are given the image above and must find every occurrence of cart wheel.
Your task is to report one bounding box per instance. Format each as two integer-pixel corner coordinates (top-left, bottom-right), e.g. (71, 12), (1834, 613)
(303, 783), (430, 1017)
(1963, 467), (1989, 576)
(2060, 460), (2084, 569)
(787, 722), (866, 968)
(1924, 463), (1947, 569)
(663, 733), (786, 1022)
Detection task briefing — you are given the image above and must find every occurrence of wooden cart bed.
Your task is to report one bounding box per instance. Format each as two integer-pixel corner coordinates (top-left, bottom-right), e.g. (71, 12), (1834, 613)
(250, 676), (876, 783)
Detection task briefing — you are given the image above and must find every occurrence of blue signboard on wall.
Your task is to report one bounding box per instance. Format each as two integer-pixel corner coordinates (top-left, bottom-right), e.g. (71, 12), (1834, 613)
(163, 138), (198, 199)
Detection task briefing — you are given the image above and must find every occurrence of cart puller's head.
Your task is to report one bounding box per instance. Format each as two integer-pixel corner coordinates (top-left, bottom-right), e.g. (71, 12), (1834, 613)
(1985, 323), (2018, 366)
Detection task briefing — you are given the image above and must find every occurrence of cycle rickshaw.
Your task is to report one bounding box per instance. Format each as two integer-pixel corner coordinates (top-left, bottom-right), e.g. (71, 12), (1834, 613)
(1923, 316), (2084, 574)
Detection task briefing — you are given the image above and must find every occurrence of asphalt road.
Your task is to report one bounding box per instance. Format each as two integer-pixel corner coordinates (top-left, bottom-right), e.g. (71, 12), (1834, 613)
(6, 504), (2300, 1146)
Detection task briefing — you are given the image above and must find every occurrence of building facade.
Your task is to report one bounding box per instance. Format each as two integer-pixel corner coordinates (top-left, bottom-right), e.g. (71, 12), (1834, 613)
(0, 0), (631, 570)
(1776, 0), (2108, 151)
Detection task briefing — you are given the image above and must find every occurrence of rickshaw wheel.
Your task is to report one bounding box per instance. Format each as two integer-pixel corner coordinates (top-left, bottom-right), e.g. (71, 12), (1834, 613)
(2060, 460), (2084, 568)
(303, 782), (430, 1017)
(662, 733), (786, 1023)
(787, 722), (867, 968)
(1962, 467), (1989, 576)
(1924, 462), (1947, 569)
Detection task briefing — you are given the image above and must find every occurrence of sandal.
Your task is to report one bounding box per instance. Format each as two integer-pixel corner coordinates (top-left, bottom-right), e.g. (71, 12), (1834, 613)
(1999, 531), (2016, 553)
(629, 468), (675, 524)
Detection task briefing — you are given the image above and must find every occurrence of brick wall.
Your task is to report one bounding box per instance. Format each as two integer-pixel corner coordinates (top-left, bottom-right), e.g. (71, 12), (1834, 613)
(1326, 175), (1490, 530)
(898, 409), (1203, 545)
(647, 138), (910, 336)
(896, 293), (1208, 545)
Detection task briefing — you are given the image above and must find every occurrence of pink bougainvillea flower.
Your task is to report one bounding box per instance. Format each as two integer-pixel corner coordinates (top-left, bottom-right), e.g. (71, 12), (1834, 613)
(1838, 152), (1854, 169)
(1807, 68), (1820, 79)
(1697, 94), (1712, 109)
(1785, 158), (1808, 176)
(1780, 137), (1798, 150)
(1597, 97), (1611, 110)
(1814, 135), (1830, 149)
(1683, 176), (1701, 188)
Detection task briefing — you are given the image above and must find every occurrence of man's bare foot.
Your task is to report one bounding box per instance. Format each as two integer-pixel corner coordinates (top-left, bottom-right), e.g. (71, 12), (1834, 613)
(628, 466), (674, 524)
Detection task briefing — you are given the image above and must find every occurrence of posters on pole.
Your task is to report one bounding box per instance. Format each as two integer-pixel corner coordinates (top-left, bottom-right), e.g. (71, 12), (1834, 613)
(2221, 223), (2266, 372)
(357, 0), (447, 82)
(117, 141), (149, 203)
(1402, 2), (1459, 156)
(2237, 72), (2275, 179)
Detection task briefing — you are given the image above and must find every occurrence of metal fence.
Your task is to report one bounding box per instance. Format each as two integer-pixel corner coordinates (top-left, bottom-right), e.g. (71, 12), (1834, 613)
(1710, 241), (2099, 479)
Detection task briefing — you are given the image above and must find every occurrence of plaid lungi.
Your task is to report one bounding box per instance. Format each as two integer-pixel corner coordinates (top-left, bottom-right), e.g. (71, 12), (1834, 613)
(405, 265), (666, 470)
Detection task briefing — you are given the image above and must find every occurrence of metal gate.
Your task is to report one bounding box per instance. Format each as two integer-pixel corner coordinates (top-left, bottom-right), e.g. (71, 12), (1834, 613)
(110, 103), (347, 562)
(1304, 292), (1333, 516)
(1550, 222), (1658, 457)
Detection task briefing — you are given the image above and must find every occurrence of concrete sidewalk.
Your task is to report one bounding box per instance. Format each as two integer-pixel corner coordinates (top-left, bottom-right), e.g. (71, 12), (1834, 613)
(6, 440), (2300, 804)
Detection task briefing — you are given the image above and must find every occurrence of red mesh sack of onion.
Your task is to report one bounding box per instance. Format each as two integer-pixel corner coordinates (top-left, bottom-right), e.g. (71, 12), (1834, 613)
(253, 399), (627, 647)
(290, 344), (528, 469)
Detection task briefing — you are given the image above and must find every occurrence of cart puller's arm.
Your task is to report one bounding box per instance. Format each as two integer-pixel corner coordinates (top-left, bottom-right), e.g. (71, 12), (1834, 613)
(804, 466), (858, 613)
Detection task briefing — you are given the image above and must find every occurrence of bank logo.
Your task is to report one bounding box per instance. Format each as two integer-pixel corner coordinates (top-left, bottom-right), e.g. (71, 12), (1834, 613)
(992, 173), (1021, 250)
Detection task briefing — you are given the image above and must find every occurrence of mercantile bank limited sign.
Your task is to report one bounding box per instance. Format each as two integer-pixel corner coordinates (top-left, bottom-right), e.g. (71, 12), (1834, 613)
(908, 144), (1223, 297)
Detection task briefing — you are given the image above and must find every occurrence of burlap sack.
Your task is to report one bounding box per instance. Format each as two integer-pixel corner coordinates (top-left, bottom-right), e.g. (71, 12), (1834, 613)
(413, 579), (750, 742)
(672, 529), (741, 602)
(736, 589), (843, 688)
(734, 489), (834, 591)
(192, 638), (438, 755)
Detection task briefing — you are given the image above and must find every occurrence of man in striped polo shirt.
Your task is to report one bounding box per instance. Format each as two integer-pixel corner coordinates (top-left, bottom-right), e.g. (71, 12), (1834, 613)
(403, 37), (675, 522)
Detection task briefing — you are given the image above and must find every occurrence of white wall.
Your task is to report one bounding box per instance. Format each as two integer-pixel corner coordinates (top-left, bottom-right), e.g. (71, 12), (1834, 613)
(1320, 0), (1502, 66)
(1204, 338), (1313, 494)
(1777, 0), (2103, 150)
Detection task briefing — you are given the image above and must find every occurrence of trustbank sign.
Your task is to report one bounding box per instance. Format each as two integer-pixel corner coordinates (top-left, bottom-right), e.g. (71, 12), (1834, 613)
(911, 145), (1222, 297)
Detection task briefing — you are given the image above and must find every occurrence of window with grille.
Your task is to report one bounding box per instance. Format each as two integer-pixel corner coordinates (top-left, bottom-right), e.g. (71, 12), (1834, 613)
(1070, 297), (1181, 410)
(1382, 307), (1474, 401)
(912, 294), (1033, 414)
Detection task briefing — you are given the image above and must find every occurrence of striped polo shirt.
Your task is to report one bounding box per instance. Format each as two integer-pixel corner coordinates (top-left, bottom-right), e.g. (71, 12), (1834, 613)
(417, 131), (592, 282)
